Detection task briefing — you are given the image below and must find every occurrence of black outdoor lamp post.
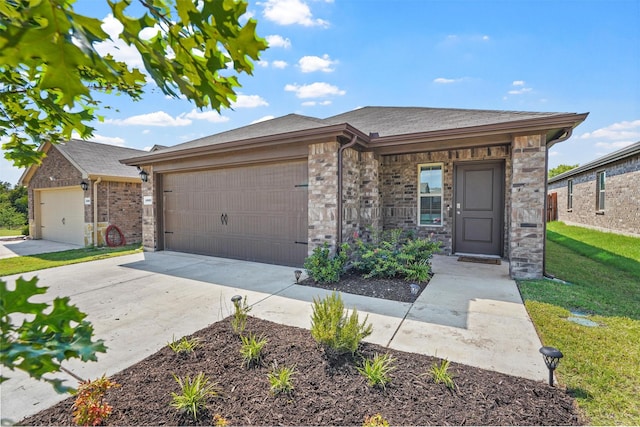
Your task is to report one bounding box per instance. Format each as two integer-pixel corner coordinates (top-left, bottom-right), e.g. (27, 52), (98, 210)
(80, 180), (89, 191)
(540, 346), (563, 386)
(294, 270), (302, 283)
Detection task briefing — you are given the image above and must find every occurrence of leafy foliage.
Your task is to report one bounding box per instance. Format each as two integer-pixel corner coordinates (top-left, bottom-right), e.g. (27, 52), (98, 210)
(72, 375), (120, 426)
(303, 242), (349, 284)
(428, 359), (456, 390)
(310, 291), (372, 356)
(0, 276), (107, 393)
(351, 230), (440, 281)
(170, 372), (219, 421)
(0, 0), (267, 166)
(212, 413), (229, 426)
(548, 164), (579, 178)
(0, 182), (27, 229)
(268, 362), (296, 395)
(239, 333), (267, 367)
(357, 353), (396, 389)
(167, 335), (200, 354)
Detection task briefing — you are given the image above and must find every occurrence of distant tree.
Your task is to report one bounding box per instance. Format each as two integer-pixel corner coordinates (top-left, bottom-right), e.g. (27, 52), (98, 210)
(0, 0), (268, 167)
(0, 182), (27, 228)
(548, 164), (579, 179)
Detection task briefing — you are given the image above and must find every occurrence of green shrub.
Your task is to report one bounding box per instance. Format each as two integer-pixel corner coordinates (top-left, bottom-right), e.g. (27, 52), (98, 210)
(303, 242), (349, 284)
(428, 359), (456, 390)
(170, 372), (218, 421)
(310, 291), (372, 356)
(167, 335), (200, 354)
(357, 353), (396, 389)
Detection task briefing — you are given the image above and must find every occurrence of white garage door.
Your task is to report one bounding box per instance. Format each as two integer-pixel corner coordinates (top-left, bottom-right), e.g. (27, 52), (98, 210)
(40, 188), (85, 245)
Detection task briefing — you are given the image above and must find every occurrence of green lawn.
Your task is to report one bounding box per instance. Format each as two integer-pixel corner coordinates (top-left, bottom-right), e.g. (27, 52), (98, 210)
(518, 222), (640, 425)
(0, 245), (142, 277)
(0, 228), (24, 237)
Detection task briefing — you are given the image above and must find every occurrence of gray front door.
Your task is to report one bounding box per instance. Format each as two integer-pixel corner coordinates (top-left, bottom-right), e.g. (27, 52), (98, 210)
(454, 161), (504, 256)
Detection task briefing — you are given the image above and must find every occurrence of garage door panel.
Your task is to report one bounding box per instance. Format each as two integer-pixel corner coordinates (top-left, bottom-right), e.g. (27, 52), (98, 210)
(163, 161), (308, 266)
(40, 188), (85, 245)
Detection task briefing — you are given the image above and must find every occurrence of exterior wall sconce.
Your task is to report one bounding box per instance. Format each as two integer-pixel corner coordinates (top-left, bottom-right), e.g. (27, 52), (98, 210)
(294, 270), (302, 283)
(138, 168), (149, 182)
(80, 181), (89, 191)
(539, 346), (563, 386)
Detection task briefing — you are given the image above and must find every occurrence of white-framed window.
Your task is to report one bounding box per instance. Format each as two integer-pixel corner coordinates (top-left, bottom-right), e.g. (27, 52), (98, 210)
(596, 171), (606, 211)
(567, 179), (573, 210)
(418, 163), (443, 226)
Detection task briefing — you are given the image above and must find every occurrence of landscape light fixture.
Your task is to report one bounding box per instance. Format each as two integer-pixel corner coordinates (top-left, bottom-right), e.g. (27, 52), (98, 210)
(80, 181), (89, 191)
(138, 168), (149, 183)
(409, 283), (420, 295)
(539, 346), (563, 386)
(231, 295), (242, 306)
(294, 270), (302, 283)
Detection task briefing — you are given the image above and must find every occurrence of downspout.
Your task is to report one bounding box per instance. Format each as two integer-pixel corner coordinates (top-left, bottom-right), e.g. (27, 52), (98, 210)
(337, 134), (358, 247)
(542, 127), (573, 277)
(93, 177), (102, 246)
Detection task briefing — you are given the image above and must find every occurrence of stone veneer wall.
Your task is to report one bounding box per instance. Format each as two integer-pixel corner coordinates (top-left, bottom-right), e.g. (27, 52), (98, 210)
(307, 141), (339, 253)
(510, 134), (547, 279)
(358, 151), (382, 238)
(548, 153), (639, 237)
(342, 147), (360, 241)
(379, 146), (512, 256)
(140, 165), (157, 250)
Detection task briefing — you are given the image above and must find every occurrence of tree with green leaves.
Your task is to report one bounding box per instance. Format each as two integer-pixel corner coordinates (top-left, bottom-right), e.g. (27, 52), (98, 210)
(0, 0), (268, 167)
(548, 164), (579, 178)
(0, 0), (267, 392)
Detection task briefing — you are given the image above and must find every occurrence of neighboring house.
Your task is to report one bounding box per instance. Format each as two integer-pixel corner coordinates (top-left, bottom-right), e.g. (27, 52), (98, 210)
(19, 139), (146, 246)
(122, 106), (588, 279)
(548, 141), (640, 237)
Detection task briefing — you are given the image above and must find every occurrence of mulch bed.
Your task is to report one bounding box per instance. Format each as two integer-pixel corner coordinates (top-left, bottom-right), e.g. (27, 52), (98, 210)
(297, 271), (427, 303)
(20, 316), (582, 426)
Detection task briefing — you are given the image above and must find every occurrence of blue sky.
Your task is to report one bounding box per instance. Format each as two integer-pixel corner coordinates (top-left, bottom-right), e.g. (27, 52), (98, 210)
(2, 0), (639, 185)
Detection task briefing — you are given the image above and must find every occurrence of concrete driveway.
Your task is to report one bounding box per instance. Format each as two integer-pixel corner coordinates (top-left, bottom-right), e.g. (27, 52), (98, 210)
(0, 237), (82, 259)
(0, 248), (546, 423)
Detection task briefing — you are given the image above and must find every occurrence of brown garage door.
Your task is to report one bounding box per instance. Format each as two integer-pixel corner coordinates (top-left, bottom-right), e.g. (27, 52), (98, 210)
(162, 160), (308, 266)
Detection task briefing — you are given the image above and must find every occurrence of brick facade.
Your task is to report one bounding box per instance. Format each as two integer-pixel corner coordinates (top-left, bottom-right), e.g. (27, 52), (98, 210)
(307, 141), (339, 252)
(27, 146), (142, 246)
(548, 151), (640, 237)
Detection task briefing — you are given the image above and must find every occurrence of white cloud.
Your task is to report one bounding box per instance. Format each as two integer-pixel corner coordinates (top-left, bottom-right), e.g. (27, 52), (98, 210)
(232, 94), (269, 108)
(266, 34), (292, 48)
(71, 132), (126, 146)
(142, 130), (150, 134)
(433, 77), (462, 84)
(482, 35), (490, 41)
(257, 60), (270, 67)
(183, 109), (230, 123)
(298, 54), (336, 73)
(284, 82), (345, 98)
(262, 0), (329, 27)
(272, 60), (289, 69)
(548, 150), (559, 157)
(251, 115), (275, 124)
(578, 120), (640, 152)
(301, 100), (332, 106)
(507, 80), (532, 95)
(106, 111), (191, 127)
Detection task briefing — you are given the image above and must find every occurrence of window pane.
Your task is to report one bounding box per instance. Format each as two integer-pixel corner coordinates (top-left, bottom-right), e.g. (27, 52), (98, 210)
(420, 166), (442, 194)
(420, 196), (442, 225)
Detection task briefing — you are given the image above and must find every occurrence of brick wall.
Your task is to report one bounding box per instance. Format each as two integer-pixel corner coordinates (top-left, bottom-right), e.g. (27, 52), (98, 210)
(548, 153), (640, 237)
(510, 134), (547, 279)
(97, 181), (142, 245)
(140, 165), (157, 250)
(307, 141), (339, 253)
(378, 146), (511, 255)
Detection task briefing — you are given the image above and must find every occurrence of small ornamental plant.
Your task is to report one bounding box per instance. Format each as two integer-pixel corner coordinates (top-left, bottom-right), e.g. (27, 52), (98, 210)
(357, 353), (396, 389)
(240, 333), (268, 367)
(428, 359), (456, 390)
(268, 363), (296, 395)
(72, 375), (120, 426)
(230, 295), (251, 335)
(170, 372), (219, 421)
(363, 413), (390, 427)
(212, 413), (229, 426)
(311, 291), (372, 356)
(167, 335), (201, 354)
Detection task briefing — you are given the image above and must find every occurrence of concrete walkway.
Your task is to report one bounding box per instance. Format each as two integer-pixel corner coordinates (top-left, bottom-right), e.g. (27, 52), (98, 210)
(0, 245), (546, 424)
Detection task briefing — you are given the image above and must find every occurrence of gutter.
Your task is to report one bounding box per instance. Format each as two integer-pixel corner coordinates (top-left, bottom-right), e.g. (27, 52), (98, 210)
(336, 134), (359, 247)
(93, 177), (102, 246)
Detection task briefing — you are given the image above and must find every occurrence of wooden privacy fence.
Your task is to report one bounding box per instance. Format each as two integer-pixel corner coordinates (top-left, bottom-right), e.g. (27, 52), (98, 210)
(547, 192), (558, 222)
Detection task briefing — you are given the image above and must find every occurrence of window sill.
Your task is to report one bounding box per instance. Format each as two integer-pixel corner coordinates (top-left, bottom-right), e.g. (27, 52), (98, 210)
(566, 209), (573, 213)
(595, 211), (605, 215)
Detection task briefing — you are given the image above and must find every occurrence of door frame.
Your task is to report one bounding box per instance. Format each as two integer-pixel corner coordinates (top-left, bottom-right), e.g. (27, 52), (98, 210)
(452, 160), (505, 256)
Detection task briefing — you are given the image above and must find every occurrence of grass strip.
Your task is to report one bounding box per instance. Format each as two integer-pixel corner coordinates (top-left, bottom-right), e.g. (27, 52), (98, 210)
(0, 245), (142, 276)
